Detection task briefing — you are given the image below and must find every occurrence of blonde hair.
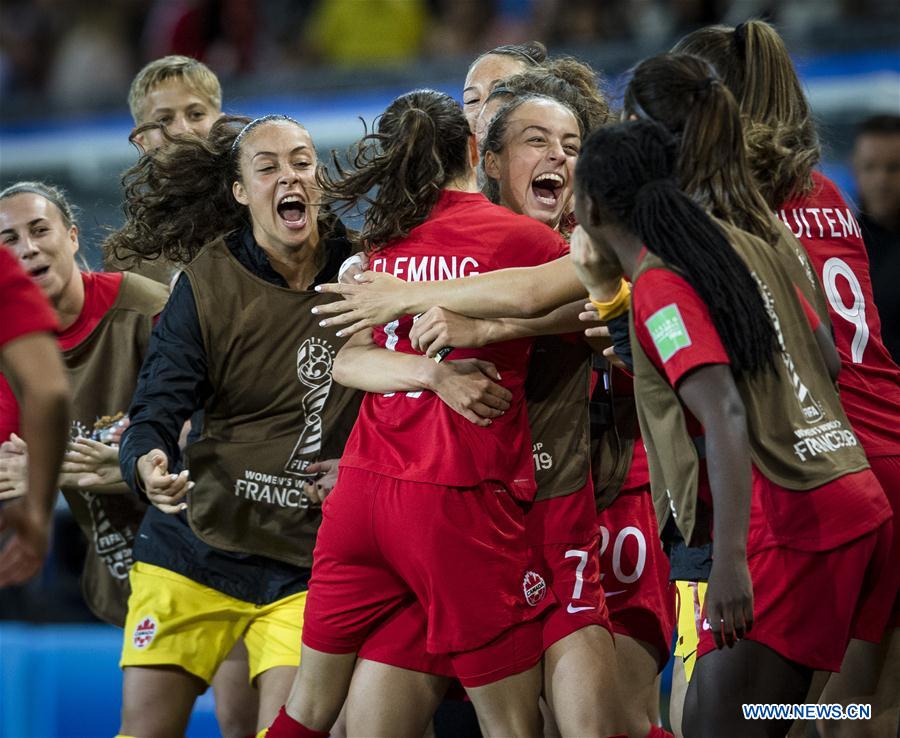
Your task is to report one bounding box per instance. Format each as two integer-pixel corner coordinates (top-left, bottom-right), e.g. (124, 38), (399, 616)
(673, 21), (820, 207)
(128, 55), (222, 123)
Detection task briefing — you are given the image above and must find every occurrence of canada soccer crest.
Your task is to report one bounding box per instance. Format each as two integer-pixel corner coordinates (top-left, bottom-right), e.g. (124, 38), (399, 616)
(523, 570), (547, 607)
(133, 616), (157, 649)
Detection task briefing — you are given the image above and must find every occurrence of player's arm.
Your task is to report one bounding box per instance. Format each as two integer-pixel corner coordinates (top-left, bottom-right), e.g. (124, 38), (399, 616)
(677, 364), (754, 649)
(119, 275), (209, 513)
(333, 329), (512, 427)
(0, 332), (71, 586)
(314, 253), (614, 337)
(408, 300), (587, 357)
(795, 284), (840, 381)
(813, 323), (840, 382)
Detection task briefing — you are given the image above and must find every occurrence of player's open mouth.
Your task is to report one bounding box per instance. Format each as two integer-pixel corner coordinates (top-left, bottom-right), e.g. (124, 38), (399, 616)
(277, 194), (308, 230)
(531, 172), (565, 207)
(29, 264), (51, 281)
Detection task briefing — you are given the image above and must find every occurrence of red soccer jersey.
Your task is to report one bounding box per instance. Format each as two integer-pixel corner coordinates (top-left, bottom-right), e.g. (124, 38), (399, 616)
(340, 190), (569, 500)
(0, 249), (59, 441)
(632, 265), (889, 553)
(779, 172), (900, 458)
(0, 248), (57, 349)
(0, 271), (123, 441)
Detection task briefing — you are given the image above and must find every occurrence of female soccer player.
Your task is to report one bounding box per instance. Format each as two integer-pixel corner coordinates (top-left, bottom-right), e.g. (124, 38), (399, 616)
(480, 91), (670, 738)
(675, 21), (900, 731)
(337, 91), (647, 738)
(0, 182), (167, 620)
(266, 89), (617, 738)
(480, 66), (674, 735)
(109, 114), (363, 738)
(571, 117), (891, 738)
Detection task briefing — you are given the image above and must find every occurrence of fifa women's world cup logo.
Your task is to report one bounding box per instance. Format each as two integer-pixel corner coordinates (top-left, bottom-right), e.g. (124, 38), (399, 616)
(285, 336), (336, 477)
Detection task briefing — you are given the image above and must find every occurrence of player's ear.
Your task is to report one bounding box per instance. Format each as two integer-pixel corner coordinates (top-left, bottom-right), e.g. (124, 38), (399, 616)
(233, 180), (249, 206)
(483, 150), (501, 181)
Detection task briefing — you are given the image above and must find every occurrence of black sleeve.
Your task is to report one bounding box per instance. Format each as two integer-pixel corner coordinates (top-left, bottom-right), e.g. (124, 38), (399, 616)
(607, 312), (633, 372)
(119, 274), (212, 497)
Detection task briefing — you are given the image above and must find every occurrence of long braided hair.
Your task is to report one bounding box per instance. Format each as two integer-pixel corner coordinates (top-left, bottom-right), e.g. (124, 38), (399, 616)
(577, 119), (776, 376)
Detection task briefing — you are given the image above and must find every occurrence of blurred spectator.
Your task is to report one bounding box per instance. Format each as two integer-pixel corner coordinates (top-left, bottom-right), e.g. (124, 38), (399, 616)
(142, 0), (259, 78)
(853, 114), (900, 361)
(427, 0), (499, 57)
(303, 0), (427, 67)
(46, 5), (135, 108)
(0, 0), (68, 100)
(532, 0), (634, 45)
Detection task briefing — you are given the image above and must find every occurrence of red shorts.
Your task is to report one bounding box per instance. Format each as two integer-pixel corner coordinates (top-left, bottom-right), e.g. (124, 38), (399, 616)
(302, 467), (553, 687)
(357, 597), (455, 678)
(596, 484), (675, 670)
(697, 522), (892, 671)
(528, 481), (611, 650)
(865, 454), (900, 632)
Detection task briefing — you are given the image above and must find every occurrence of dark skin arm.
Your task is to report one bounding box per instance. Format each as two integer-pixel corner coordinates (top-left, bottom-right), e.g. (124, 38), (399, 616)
(676, 363), (754, 649)
(812, 323), (841, 382)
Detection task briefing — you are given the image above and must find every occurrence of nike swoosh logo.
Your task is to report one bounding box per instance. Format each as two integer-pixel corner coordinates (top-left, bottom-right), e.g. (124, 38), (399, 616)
(567, 604), (595, 614)
(604, 589), (627, 598)
(702, 619), (711, 631)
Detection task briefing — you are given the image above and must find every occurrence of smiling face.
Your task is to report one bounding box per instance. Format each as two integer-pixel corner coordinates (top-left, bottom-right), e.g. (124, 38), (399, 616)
(0, 192), (79, 305)
(463, 54), (529, 132)
(135, 78), (221, 151)
(484, 99), (581, 229)
(232, 120), (320, 254)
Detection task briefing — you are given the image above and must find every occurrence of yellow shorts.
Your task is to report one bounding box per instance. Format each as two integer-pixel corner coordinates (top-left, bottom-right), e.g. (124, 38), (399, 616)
(673, 579), (707, 682)
(120, 562), (306, 685)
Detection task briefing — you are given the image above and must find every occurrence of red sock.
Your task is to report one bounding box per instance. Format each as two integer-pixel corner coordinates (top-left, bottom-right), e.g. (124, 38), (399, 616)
(646, 726), (675, 738)
(264, 706), (329, 738)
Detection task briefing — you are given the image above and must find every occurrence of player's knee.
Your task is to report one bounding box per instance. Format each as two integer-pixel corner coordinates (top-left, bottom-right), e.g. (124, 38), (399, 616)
(214, 700), (258, 738)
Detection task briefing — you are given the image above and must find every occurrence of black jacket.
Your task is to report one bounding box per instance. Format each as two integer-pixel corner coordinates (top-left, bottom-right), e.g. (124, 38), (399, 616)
(119, 225), (351, 604)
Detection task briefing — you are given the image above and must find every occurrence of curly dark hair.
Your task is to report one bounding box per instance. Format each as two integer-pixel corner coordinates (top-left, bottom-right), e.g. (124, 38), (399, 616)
(487, 57), (611, 135)
(103, 114), (325, 267)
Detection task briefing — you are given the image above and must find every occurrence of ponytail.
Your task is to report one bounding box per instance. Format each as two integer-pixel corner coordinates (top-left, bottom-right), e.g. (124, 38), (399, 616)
(318, 89), (471, 251)
(577, 120), (776, 377)
(673, 21), (820, 206)
(625, 53), (779, 245)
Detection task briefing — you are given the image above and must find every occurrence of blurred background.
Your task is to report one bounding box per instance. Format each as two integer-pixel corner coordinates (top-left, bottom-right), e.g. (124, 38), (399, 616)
(1, 1), (899, 736)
